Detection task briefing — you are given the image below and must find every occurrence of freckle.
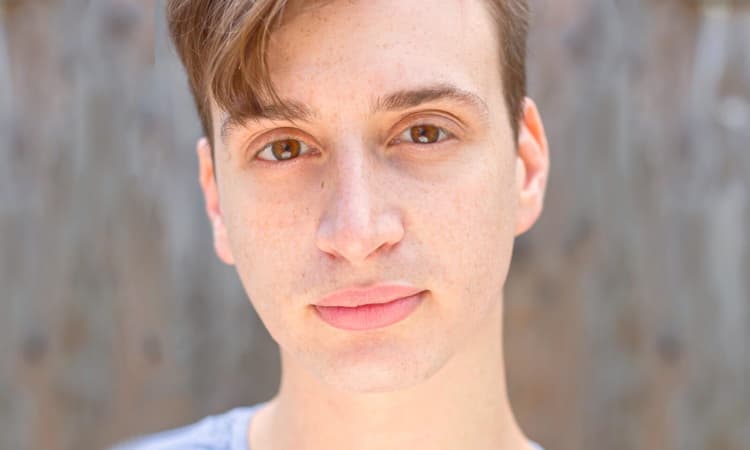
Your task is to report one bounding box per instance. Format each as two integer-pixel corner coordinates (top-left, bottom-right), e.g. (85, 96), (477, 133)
(321, 181), (325, 189)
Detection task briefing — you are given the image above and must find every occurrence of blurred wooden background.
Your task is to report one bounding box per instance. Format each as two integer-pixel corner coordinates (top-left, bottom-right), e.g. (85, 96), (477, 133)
(1, 1), (748, 449)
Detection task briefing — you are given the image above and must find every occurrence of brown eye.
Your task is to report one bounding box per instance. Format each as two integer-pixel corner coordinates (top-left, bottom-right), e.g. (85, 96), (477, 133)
(272, 139), (301, 160)
(410, 125), (440, 143)
(256, 138), (311, 162)
(396, 124), (450, 145)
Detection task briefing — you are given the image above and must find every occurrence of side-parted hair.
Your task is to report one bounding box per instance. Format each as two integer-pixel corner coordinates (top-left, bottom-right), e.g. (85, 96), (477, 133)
(166, 0), (529, 152)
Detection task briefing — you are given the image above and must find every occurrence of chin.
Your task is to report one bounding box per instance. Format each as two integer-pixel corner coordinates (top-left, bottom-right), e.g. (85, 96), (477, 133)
(305, 338), (452, 394)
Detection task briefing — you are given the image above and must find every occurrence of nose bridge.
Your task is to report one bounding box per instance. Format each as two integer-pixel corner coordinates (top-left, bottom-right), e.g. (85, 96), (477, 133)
(316, 136), (402, 263)
(333, 138), (371, 226)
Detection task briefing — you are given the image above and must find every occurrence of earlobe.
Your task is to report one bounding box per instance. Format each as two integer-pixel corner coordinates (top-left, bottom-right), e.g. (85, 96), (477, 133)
(211, 214), (236, 266)
(514, 97), (550, 237)
(196, 137), (235, 265)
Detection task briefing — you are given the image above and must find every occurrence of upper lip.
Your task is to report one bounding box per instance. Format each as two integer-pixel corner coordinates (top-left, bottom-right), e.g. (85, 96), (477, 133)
(314, 283), (424, 308)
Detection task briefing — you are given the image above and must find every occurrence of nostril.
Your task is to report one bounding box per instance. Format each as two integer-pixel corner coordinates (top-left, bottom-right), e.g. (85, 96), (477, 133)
(316, 210), (405, 265)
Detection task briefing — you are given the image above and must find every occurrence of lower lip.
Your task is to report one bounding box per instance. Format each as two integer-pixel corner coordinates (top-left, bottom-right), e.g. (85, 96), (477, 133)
(313, 292), (424, 331)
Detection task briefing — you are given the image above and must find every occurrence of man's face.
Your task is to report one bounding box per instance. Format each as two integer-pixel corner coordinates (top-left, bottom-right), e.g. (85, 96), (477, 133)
(200, 0), (548, 392)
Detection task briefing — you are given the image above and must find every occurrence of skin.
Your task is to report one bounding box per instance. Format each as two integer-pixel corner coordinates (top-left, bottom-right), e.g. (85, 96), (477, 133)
(197, 0), (549, 449)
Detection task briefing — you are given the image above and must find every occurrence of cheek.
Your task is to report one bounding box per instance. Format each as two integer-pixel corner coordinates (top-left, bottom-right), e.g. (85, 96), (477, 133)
(416, 150), (517, 300)
(221, 190), (315, 306)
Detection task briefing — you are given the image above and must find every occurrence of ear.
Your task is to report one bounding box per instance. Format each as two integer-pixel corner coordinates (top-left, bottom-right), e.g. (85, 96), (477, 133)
(514, 97), (550, 237)
(197, 137), (235, 265)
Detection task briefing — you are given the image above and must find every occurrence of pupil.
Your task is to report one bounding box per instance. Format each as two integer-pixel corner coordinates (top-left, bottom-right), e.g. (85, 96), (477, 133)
(411, 125), (438, 143)
(273, 140), (301, 160)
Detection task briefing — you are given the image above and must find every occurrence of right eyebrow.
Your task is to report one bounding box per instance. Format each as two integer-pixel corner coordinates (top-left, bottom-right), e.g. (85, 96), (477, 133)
(220, 100), (317, 144)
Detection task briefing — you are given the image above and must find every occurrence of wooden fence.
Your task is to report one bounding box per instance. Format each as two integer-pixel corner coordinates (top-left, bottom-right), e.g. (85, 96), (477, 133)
(1, 1), (747, 449)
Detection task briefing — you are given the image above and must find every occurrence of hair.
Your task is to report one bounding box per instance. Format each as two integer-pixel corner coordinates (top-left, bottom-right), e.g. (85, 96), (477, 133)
(166, 0), (529, 154)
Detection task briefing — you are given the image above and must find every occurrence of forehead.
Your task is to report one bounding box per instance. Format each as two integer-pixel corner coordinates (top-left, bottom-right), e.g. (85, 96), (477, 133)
(263, 0), (503, 114)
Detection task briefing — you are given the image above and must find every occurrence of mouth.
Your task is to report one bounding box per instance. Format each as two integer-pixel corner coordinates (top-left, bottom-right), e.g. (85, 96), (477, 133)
(313, 283), (425, 308)
(313, 290), (426, 331)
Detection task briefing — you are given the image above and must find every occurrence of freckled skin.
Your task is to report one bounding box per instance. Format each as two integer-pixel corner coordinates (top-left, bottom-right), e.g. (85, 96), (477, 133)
(196, 1), (549, 449)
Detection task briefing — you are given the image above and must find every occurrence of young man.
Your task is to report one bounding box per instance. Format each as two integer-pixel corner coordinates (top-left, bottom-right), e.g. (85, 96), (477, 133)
(115, 0), (549, 448)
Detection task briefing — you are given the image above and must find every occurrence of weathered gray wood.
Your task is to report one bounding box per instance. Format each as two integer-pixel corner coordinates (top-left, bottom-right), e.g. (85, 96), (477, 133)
(506, 2), (750, 450)
(1, 1), (747, 450)
(1, 2), (278, 449)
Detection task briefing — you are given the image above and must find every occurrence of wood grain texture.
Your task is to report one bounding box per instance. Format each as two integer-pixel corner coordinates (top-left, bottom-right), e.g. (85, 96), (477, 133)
(506, 2), (750, 450)
(1, 1), (747, 450)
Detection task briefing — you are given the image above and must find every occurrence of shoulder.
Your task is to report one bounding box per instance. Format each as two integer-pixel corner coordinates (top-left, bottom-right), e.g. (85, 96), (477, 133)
(109, 402), (267, 450)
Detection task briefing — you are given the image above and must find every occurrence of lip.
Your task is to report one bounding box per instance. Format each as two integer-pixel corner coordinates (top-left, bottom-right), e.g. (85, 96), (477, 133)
(314, 284), (425, 308)
(312, 283), (426, 331)
(313, 291), (425, 331)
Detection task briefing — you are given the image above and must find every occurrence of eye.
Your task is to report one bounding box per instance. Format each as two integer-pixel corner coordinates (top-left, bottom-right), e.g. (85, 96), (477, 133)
(396, 124), (452, 145)
(255, 138), (313, 162)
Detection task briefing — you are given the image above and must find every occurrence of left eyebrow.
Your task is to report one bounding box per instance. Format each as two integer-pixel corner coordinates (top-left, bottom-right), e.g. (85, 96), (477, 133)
(373, 83), (490, 119)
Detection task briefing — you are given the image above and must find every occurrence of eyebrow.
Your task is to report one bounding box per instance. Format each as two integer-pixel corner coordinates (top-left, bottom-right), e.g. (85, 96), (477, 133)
(220, 83), (489, 143)
(373, 83), (489, 118)
(220, 100), (315, 143)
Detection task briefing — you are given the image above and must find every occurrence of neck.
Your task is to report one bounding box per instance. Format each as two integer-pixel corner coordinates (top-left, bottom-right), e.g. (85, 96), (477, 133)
(249, 295), (532, 450)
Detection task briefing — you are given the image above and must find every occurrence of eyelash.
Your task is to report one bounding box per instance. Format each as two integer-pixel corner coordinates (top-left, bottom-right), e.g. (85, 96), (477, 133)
(251, 123), (454, 165)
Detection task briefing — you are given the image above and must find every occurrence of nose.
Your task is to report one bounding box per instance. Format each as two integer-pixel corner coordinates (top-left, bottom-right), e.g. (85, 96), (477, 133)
(315, 141), (404, 265)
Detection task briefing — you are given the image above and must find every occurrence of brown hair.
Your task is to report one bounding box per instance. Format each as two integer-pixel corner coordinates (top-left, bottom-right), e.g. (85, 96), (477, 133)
(166, 0), (529, 153)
